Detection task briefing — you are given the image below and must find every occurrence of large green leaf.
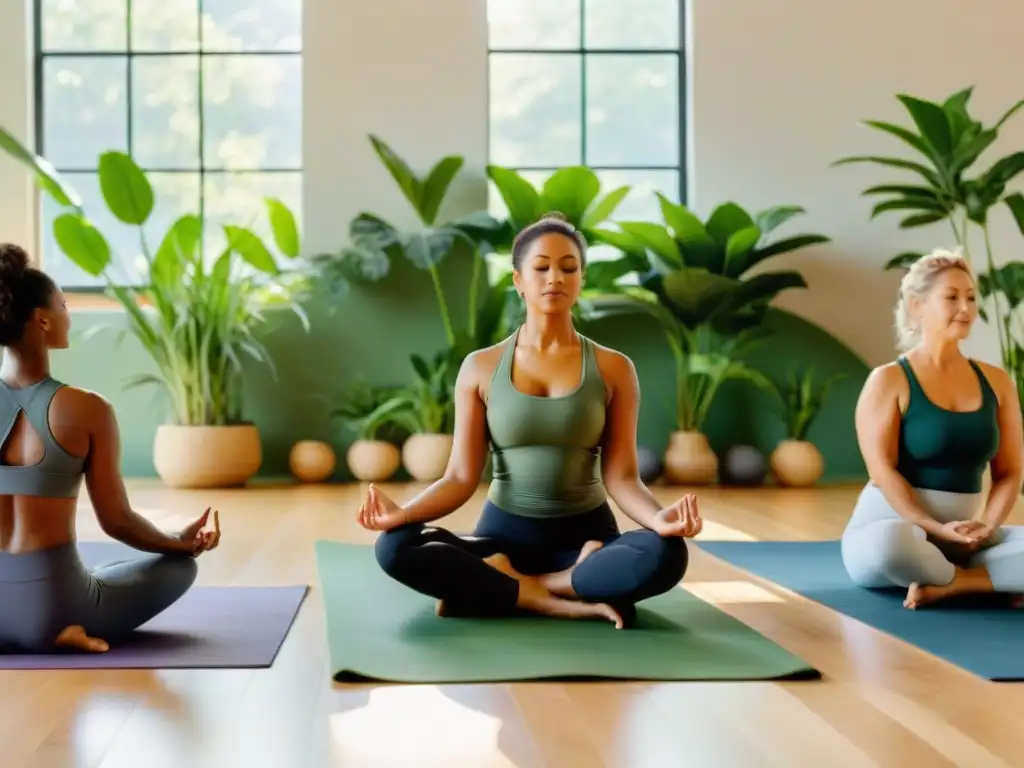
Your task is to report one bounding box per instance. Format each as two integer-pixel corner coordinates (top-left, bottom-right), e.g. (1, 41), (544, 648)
(754, 205), (804, 238)
(404, 229), (456, 270)
(52, 213), (110, 276)
(151, 214), (202, 286)
(369, 135), (422, 214)
(705, 202), (757, 245)
(0, 126), (81, 209)
(419, 156), (464, 225)
(223, 225), (278, 274)
(725, 234), (829, 278)
(618, 221), (683, 272)
(98, 151), (154, 226)
(265, 198), (300, 258)
(581, 185), (630, 229)
(487, 166), (542, 230)
(541, 167), (601, 223)
(831, 154), (944, 188)
(897, 94), (953, 159)
(978, 261), (1024, 309)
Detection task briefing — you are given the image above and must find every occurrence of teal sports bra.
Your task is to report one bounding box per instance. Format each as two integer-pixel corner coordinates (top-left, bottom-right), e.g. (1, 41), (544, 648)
(0, 377), (85, 498)
(896, 357), (999, 494)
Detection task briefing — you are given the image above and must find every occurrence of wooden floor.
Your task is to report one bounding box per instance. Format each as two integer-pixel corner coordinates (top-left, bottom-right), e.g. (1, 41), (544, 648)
(3, 480), (1023, 768)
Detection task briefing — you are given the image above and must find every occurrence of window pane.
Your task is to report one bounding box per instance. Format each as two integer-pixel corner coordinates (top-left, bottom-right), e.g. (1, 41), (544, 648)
(202, 55), (302, 170)
(487, 0), (581, 50)
(41, 0), (127, 52)
(489, 54), (582, 168)
(131, 0), (199, 52)
(42, 57), (128, 169)
(131, 56), (201, 169)
(202, 0), (303, 52)
(593, 168), (680, 222)
(584, 0), (680, 50)
(202, 172), (302, 264)
(585, 54), (678, 167)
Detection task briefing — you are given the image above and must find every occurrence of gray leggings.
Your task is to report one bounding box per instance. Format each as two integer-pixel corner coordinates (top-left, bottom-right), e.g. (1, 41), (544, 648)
(841, 483), (1024, 591)
(0, 542), (198, 652)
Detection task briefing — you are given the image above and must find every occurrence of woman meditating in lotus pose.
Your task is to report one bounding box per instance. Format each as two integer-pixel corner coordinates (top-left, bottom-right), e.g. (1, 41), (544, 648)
(842, 248), (1024, 609)
(357, 214), (700, 629)
(0, 243), (220, 653)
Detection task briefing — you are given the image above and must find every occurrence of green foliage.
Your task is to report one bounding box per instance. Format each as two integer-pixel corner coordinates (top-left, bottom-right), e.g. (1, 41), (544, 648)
(834, 87), (1024, 396)
(485, 165), (636, 253)
(770, 366), (846, 441)
(665, 324), (776, 432)
(0, 128), (306, 426)
(308, 136), (505, 346)
(619, 195), (827, 334)
(362, 351), (456, 436)
(329, 378), (409, 442)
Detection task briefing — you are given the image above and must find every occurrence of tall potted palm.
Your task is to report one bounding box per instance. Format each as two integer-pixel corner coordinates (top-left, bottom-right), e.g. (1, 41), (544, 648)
(0, 133), (307, 487)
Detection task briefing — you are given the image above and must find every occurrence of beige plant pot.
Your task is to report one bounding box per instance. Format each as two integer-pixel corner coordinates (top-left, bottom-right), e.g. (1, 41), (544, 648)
(289, 440), (337, 483)
(401, 433), (453, 482)
(153, 424), (262, 489)
(663, 430), (719, 486)
(346, 440), (401, 482)
(770, 439), (824, 487)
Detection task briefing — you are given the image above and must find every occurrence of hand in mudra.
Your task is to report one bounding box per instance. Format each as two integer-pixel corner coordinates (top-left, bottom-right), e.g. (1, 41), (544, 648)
(358, 484), (408, 531)
(179, 508), (222, 555)
(652, 494), (702, 538)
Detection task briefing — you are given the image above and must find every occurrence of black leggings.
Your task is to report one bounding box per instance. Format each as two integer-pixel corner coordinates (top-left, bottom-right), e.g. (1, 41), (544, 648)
(374, 501), (688, 618)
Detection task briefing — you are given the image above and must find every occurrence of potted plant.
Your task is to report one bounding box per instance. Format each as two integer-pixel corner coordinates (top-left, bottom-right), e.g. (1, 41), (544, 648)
(0, 136), (306, 487)
(330, 378), (408, 482)
(769, 366), (846, 487)
(372, 351), (456, 482)
(662, 324), (775, 485)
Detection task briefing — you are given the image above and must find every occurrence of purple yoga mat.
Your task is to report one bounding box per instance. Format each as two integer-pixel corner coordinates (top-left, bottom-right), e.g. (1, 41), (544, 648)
(0, 541), (309, 670)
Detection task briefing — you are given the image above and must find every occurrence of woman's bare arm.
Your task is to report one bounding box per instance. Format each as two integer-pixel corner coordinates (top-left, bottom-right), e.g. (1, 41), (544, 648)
(396, 351), (492, 525)
(979, 363), (1024, 529)
(83, 394), (193, 554)
(856, 365), (944, 534)
(598, 349), (664, 529)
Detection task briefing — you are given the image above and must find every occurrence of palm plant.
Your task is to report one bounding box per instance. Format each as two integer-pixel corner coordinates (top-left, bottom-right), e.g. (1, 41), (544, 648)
(0, 130), (306, 426)
(329, 378), (408, 442)
(833, 87), (1024, 398)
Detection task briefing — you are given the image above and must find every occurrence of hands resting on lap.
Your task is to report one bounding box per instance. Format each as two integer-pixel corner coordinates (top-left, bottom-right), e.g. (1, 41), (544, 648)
(355, 485), (704, 539)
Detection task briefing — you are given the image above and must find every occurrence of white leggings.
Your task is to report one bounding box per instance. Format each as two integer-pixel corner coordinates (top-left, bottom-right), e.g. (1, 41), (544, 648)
(840, 483), (1024, 591)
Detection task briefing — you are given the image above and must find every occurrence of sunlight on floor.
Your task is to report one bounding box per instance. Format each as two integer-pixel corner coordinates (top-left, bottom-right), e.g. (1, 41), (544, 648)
(694, 521), (758, 541)
(329, 687), (513, 767)
(682, 580), (786, 604)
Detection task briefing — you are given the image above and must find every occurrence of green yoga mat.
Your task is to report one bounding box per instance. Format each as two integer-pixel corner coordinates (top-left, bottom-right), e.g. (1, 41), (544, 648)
(314, 540), (819, 683)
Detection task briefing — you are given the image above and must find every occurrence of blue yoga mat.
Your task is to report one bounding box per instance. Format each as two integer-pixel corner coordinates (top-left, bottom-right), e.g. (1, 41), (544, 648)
(698, 539), (1024, 681)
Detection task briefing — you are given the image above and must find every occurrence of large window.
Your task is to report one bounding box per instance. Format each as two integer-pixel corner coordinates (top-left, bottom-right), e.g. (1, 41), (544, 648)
(486, 0), (684, 244)
(34, 0), (303, 288)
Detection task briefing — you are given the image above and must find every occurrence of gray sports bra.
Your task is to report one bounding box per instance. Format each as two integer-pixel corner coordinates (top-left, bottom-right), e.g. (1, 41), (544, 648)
(0, 377), (85, 498)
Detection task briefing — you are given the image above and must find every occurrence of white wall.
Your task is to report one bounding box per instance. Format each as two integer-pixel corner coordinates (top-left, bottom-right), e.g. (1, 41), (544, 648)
(0, 0), (34, 254)
(302, 0), (489, 256)
(2, 0), (1022, 369)
(688, 0), (1024, 367)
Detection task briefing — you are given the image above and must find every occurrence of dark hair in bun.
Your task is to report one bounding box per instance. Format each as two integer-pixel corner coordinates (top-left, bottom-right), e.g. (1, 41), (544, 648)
(0, 243), (57, 347)
(511, 212), (588, 271)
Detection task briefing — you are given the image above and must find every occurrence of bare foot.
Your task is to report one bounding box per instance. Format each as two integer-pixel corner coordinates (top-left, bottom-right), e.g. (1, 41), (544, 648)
(54, 625), (109, 653)
(904, 583), (948, 609)
(535, 540), (605, 598)
(483, 552), (623, 628)
(904, 566), (994, 610)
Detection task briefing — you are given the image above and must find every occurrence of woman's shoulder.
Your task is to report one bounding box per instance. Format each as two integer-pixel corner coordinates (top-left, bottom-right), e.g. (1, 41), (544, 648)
(970, 359), (1015, 401)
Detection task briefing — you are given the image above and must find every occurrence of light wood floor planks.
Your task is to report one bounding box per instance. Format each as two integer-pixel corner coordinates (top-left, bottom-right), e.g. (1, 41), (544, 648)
(1, 480), (1022, 768)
